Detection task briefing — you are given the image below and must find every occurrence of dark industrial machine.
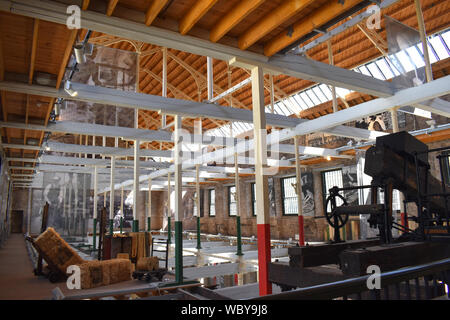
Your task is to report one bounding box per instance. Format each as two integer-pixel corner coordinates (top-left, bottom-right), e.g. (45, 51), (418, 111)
(270, 132), (450, 293)
(327, 131), (449, 244)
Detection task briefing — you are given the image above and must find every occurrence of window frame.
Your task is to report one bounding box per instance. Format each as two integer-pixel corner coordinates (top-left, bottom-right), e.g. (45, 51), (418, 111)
(321, 168), (344, 213)
(228, 185), (237, 217)
(208, 189), (216, 217)
(251, 182), (256, 217)
(280, 176), (299, 216)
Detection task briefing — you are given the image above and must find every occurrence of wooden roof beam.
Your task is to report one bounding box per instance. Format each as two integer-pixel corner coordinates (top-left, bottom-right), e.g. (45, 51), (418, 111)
(145, 0), (169, 26)
(179, 0), (219, 35)
(210, 0), (265, 43)
(82, 0), (90, 11)
(238, 0), (316, 50)
(29, 19), (39, 84)
(106, 0), (119, 16)
(264, 0), (363, 56)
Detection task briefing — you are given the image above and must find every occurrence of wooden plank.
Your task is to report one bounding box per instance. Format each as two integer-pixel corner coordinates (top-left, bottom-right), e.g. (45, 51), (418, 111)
(179, 0), (219, 35)
(29, 19), (39, 84)
(238, 0), (315, 50)
(288, 239), (380, 268)
(60, 280), (201, 300)
(339, 242), (450, 277)
(268, 262), (345, 289)
(145, 0), (169, 26)
(82, 0), (90, 10)
(263, 0), (363, 56)
(106, 0), (119, 16)
(209, 0), (265, 43)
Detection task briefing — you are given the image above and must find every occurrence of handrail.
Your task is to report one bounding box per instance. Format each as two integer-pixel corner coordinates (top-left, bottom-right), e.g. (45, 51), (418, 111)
(250, 258), (450, 300)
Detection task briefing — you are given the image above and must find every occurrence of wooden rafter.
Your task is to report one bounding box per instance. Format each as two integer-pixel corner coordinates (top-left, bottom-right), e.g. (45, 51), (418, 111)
(179, 0), (219, 35)
(82, 0), (90, 11)
(264, 0), (363, 56)
(106, 0), (120, 17)
(238, 0), (316, 50)
(145, 0), (169, 26)
(29, 19), (39, 85)
(210, 0), (265, 43)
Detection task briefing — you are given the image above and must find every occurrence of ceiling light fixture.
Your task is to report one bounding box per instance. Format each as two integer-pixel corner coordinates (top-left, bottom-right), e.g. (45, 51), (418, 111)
(74, 44), (86, 64)
(64, 81), (78, 97)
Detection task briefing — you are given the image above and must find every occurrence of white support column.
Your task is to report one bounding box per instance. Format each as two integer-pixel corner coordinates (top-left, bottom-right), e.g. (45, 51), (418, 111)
(133, 139), (140, 231)
(167, 172), (171, 218)
(269, 74), (275, 114)
(93, 166), (98, 220)
(294, 136), (305, 246)
(109, 156), (115, 226)
(234, 153), (240, 218)
(120, 186), (124, 216)
(328, 40), (338, 113)
(251, 65), (272, 296)
(162, 47), (168, 127)
(135, 50), (141, 130)
(207, 56), (214, 100)
(174, 114), (183, 283)
(82, 172), (87, 236)
(68, 182), (72, 234)
(27, 188), (32, 234)
(147, 177), (152, 231)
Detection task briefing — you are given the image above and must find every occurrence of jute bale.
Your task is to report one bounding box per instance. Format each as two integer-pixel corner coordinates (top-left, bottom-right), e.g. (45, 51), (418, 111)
(78, 259), (132, 289)
(116, 253), (129, 260)
(136, 257), (159, 271)
(34, 227), (84, 274)
(118, 259), (133, 282)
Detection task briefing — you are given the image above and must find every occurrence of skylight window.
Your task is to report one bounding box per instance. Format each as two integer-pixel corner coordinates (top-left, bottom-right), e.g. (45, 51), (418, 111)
(203, 29), (450, 139)
(367, 62), (385, 80)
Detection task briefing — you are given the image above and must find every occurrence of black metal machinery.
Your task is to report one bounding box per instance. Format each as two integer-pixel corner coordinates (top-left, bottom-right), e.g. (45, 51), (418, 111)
(269, 132), (450, 293)
(325, 131), (450, 244)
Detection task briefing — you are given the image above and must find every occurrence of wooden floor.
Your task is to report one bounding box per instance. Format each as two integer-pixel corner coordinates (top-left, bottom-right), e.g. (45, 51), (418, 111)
(0, 234), (56, 300)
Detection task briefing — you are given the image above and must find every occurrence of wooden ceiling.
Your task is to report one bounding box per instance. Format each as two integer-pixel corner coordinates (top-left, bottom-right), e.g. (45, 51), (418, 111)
(0, 0), (449, 181)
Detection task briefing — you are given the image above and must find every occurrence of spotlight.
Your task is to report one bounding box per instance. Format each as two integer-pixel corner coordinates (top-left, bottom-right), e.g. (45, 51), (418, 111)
(64, 81), (78, 97)
(74, 44), (86, 64)
(326, 156), (332, 161)
(54, 100), (62, 116)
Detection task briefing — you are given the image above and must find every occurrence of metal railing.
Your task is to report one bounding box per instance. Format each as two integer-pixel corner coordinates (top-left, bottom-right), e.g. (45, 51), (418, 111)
(250, 258), (450, 300)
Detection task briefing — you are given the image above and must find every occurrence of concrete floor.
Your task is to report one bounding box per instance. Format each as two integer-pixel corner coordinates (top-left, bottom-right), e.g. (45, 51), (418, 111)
(0, 232), (292, 300)
(0, 234), (56, 300)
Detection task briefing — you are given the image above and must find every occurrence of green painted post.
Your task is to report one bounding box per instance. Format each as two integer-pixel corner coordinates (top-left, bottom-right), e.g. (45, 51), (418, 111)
(175, 221), (183, 284)
(167, 216), (172, 243)
(236, 216), (243, 256)
(147, 217), (151, 232)
(196, 216), (201, 249)
(93, 218), (97, 250)
(133, 220), (139, 232)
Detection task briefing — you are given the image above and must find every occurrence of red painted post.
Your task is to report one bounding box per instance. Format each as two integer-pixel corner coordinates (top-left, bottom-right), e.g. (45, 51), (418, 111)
(298, 215), (305, 246)
(401, 212), (408, 233)
(257, 223), (272, 296)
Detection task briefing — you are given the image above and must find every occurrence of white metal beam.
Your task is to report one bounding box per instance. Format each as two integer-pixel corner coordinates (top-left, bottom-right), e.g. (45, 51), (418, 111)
(0, 81), (389, 140)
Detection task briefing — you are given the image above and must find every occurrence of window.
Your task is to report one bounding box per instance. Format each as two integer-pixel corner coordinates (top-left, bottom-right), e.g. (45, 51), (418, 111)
(281, 176), (299, 215)
(209, 189), (215, 217)
(321, 169), (344, 212)
(251, 183), (256, 216)
(228, 186), (237, 216)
